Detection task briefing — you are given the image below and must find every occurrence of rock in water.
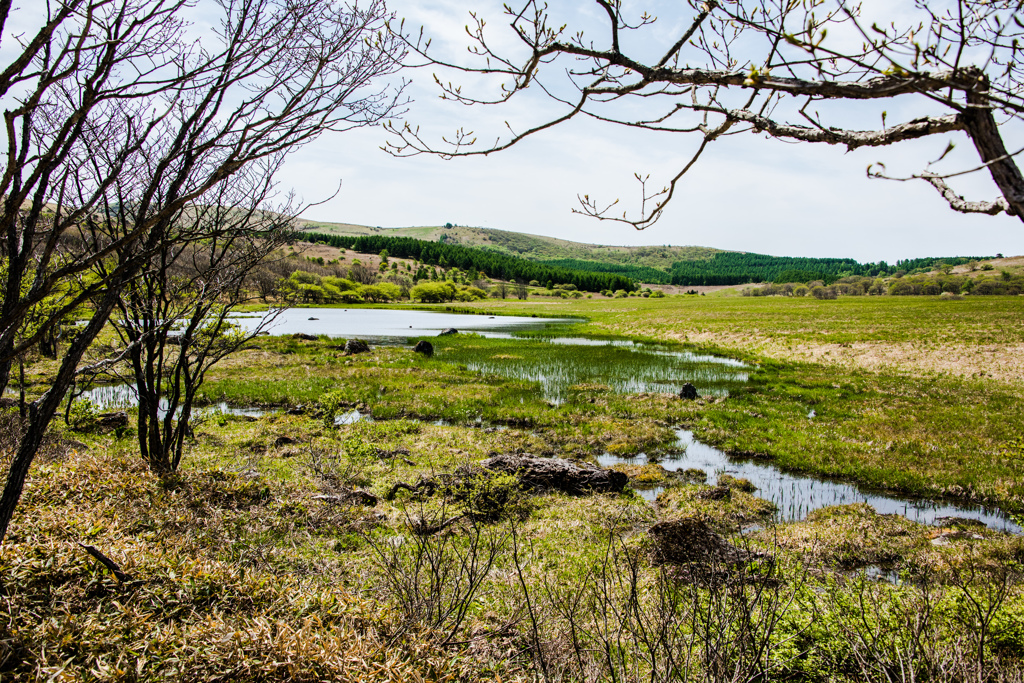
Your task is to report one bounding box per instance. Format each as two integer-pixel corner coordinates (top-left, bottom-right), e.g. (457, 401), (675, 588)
(481, 454), (627, 494)
(438, 328), (459, 336)
(344, 339), (370, 355)
(413, 340), (434, 356)
(678, 382), (699, 400)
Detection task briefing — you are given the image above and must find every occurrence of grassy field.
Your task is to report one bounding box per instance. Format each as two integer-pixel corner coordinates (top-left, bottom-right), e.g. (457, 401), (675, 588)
(4, 293), (1024, 681)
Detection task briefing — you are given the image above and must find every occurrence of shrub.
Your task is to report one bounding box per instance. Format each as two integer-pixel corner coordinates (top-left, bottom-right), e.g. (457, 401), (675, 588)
(811, 286), (837, 300)
(410, 282), (457, 303)
(455, 472), (532, 522)
(66, 397), (100, 432)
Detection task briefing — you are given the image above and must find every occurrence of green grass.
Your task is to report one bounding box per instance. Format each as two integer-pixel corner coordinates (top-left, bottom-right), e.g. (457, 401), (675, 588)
(8, 292), (1024, 680)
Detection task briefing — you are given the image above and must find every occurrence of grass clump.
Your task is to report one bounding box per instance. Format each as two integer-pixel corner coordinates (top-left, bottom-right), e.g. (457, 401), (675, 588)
(656, 484), (777, 532)
(770, 503), (924, 569)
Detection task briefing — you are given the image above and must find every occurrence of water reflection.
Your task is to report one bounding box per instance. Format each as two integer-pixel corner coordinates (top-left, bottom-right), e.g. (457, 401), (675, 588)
(599, 429), (1020, 533)
(458, 340), (747, 403)
(78, 384), (264, 419)
(232, 307), (580, 343)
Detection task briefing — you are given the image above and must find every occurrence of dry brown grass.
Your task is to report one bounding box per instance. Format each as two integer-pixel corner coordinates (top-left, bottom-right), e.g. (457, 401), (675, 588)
(0, 448), (505, 682)
(673, 331), (1024, 381)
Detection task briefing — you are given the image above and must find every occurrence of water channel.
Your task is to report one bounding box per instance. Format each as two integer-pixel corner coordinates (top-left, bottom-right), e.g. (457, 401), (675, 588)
(598, 430), (1020, 533)
(80, 307), (1019, 533)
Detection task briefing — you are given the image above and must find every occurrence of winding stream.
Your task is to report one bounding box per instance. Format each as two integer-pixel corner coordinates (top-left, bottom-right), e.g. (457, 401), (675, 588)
(598, 430), (1020, 533)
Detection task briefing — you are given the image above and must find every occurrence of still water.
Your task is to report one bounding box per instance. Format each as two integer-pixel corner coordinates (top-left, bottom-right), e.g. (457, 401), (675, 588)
(233, 307), (748, 400)
(232, 307), (579, 342)
(451, 340), (747, 403)
(598, 429), (1021, 533)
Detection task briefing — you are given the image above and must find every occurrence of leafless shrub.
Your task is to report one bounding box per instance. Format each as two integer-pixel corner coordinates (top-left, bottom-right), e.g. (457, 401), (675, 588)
(818, 557), (1023, 683)
(363, 500), (509, 647)
(305, 441), (371, 490)
(511, 522), (807, 683)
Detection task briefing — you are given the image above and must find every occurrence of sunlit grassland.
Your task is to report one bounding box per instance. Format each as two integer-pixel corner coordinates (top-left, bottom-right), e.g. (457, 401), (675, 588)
(460, 293), (1024, 347)
(9, 297), (1024, 680)
(197, 295), (1024, 511)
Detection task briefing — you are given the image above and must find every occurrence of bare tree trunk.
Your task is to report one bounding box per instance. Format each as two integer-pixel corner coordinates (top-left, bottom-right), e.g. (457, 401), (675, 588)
(0, 283), (122, 540)
(962, 71), (1024, 220)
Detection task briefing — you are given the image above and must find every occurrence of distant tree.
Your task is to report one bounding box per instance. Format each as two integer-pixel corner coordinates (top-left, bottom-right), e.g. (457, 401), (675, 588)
(350, 262), (378, 284)
(514, 279), (528, 300)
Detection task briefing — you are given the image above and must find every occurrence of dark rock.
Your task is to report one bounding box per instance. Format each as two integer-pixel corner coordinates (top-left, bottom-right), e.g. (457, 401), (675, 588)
(344, 339), (370, 355)
(413, 340), (434, 357)
(481, 454), (627, 494)
(291, 333), (317, 341)
(678, 383), (699, 400)
(438, 328), (459, 336)
(649, 517), (760, 566)
(286, 405), (306, 415)
(96, 411), (129, 429)
(307, 317), (319, 320)
(274, 436), (300, 448)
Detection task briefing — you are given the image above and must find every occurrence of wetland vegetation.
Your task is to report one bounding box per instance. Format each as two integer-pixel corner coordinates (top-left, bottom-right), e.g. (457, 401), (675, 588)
(5, 293), (1024, 681)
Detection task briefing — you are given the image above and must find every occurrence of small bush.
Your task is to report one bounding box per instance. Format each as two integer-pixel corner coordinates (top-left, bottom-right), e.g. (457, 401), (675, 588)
(455, 471), (532, 522)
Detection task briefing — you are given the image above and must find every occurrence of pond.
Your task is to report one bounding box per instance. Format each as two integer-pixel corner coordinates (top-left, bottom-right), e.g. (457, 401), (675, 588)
(598, 429), (1021, 533)
(232, 307), (580, 343)
(440, 338), (747, 403)
(229, 307), (749, 401)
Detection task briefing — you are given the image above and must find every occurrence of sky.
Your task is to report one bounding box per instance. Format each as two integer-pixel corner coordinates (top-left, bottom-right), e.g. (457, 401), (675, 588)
(5, 0), (1021, 263)
(280, 0), (1024, 263)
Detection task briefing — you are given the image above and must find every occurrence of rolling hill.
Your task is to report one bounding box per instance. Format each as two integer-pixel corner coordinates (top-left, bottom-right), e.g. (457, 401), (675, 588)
(293, 220), (722, 271)
(296, 219), (996, 287)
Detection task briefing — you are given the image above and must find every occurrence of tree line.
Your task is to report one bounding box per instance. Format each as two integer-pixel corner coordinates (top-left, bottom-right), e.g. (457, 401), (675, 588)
(539, 258), (673, 284)
(295, 231), (638, 292)
(668, 253), (987, 286)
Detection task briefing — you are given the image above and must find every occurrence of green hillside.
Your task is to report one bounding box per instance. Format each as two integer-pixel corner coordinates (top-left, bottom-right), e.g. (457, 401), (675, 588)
(294, 220), (721, 271)
(298, 219), (996, 287)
